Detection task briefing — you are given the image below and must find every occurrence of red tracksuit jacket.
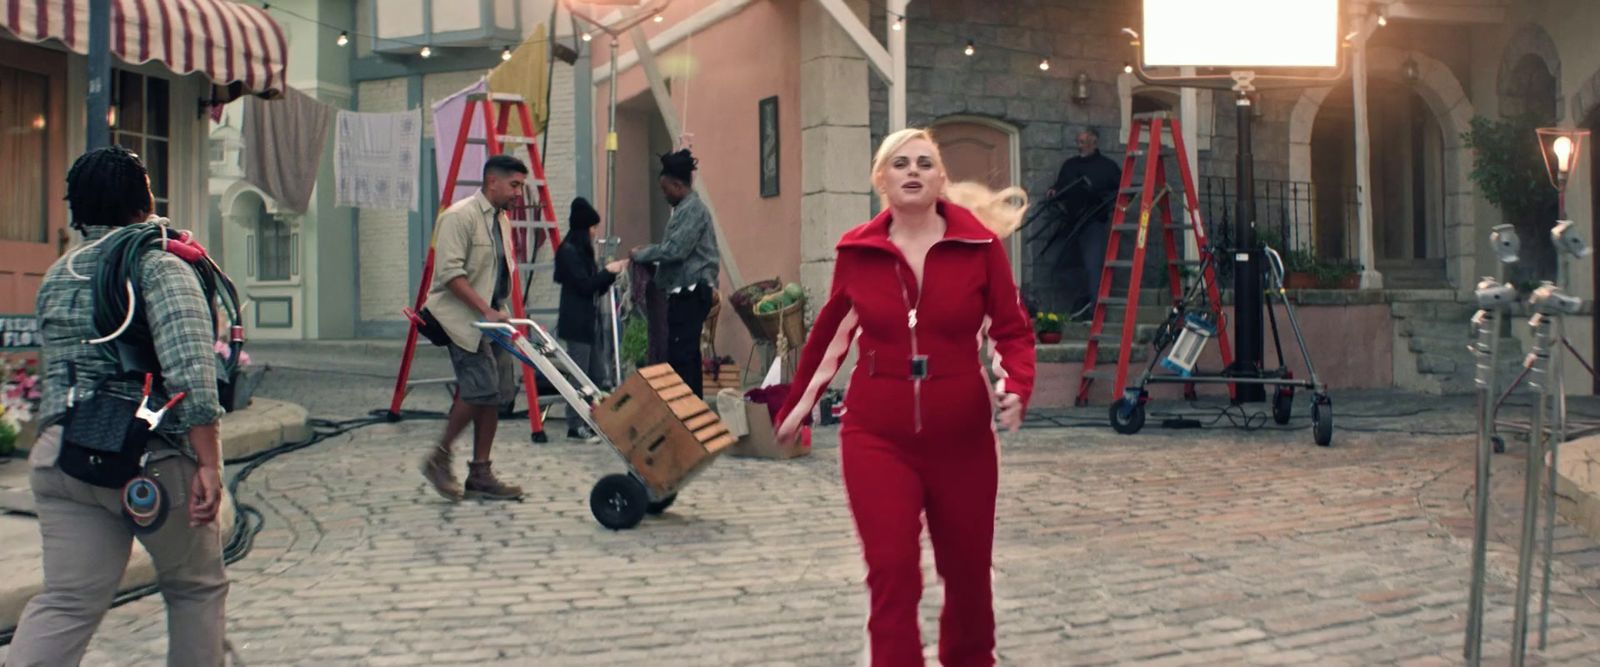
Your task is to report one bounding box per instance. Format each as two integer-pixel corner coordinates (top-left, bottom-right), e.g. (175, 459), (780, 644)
(776, 200), (1036, 438)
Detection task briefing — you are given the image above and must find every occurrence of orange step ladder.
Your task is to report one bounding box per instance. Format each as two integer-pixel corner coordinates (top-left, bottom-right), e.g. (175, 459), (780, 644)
(1075, 113), (1233, 406)
(388, 92), (563, 442)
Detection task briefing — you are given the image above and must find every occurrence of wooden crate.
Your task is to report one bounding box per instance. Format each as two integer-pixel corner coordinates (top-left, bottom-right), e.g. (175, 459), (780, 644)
(701, 363), (742, 393)
(593, 364), (738, 496)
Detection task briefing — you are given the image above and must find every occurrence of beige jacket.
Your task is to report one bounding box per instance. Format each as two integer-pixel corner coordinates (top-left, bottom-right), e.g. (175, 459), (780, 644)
(424, 191), (518, 351)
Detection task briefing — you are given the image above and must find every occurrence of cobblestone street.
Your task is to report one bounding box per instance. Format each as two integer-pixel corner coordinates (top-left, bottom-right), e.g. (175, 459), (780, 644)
(6, 344), (1600, 665)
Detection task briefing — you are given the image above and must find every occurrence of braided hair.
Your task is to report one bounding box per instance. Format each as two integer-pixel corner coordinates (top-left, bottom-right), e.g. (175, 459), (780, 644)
(659, 148), (698, 187)
(65, 146), (154, 232)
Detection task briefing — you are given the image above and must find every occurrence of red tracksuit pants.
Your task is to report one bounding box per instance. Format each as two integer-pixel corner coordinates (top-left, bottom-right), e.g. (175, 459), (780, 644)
(841, 424), (999, 666)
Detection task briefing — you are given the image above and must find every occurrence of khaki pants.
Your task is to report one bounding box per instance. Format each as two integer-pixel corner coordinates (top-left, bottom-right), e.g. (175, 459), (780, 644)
(8, 428), (229, 667)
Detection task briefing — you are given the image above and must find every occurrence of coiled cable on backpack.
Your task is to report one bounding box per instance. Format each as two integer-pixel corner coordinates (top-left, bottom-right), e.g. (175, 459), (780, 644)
(87, 221), (247, 376)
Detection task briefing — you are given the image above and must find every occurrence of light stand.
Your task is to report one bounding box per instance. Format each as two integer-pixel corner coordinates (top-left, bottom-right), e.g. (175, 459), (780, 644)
(1463, 225), (1519, 665)
(1231, 72), (1264, 401)
(565, 0), (674, 387)
(1506, 127), (1590, 667)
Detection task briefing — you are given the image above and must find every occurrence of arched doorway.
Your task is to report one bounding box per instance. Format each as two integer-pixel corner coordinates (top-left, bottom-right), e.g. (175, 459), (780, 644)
(1307, 78), (1450, 287)
(1289, 49), (1476, 292)
(930, 116), (1021, 283)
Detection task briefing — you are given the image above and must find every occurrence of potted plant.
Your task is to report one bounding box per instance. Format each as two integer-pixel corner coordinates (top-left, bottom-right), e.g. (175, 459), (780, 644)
(1034, 312), (1064, 344)
(1, 356), (42, 456)
(216, 341), (264, 412)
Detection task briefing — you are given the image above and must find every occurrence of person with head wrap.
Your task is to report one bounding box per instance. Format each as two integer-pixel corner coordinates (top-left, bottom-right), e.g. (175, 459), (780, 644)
(630, 148), (721, 397)
(554, 196), (628, 440)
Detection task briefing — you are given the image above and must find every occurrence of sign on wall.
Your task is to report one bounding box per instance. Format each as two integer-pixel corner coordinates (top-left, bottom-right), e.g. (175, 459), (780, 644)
(0, 315), (40, 349)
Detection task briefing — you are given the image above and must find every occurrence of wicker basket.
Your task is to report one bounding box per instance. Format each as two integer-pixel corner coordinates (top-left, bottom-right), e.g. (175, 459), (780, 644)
(755, 296), (807, 351)
(731, 279), (784, 342)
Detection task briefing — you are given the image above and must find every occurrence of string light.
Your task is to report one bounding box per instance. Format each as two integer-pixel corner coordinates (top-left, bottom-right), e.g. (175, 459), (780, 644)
(253, 2), (566, 58)
(582, 32), (593, 42)
(886, 9), (1073, 77)
(1124, 63), (1133, 74)
(654, 13), (664, 23)
(502, 46), (513, 61)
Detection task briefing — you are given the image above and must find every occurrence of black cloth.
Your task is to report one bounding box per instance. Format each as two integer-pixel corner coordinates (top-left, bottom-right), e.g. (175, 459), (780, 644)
(489, 217), (509, 310)
(1049, 150), (1122, 226)
(666, 287), (714, 398)
(630, 262), (670, 365)
(553, 235), (618, 344)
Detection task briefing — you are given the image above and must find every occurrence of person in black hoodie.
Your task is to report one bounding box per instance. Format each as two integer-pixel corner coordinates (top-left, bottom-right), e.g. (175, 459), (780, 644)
(554, 197), (628, 440)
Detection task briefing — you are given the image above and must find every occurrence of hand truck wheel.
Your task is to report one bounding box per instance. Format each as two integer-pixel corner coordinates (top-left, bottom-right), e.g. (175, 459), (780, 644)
(646, 493), (677, 515)
(1491, 435), (1506, 454)
(1312, 394), (1333, 447)
(1272, 387), (1294, 425)
(590, 473), (648, 530)
(1109, 397), (1146, 435)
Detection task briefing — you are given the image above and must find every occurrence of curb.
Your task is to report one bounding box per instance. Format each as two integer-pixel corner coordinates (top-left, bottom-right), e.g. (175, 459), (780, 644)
(0, 398), (310, 631)
(1556, 435), (1600, 543)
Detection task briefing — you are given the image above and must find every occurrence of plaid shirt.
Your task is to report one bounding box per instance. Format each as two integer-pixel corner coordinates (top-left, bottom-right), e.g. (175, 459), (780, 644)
(34, 226), (225, 459)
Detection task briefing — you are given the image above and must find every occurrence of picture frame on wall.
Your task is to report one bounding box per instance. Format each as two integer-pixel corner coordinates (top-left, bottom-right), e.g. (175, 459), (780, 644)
(759, 96), (779, 198)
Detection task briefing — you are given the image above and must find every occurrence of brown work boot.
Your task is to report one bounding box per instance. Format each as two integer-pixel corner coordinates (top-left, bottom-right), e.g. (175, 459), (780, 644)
(465, 460), (524, 501)
(420, 444), (464, 501)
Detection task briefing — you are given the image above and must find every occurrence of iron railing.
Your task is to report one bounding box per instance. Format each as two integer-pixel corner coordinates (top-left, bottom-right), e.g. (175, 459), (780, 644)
(1194, 176), (1362, 286)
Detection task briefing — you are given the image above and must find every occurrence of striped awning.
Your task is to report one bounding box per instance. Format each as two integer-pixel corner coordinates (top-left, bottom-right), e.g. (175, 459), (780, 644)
(1, 0), (286, 100)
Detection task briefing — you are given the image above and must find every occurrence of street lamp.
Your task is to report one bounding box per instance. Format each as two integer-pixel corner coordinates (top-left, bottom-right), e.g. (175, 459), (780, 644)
(1537, 127), (1589, 218)
(565, 0), (675, 387)
(1125, 0), (1348, 403)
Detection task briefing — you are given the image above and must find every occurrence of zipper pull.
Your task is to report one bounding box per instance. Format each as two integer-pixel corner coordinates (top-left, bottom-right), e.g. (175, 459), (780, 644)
(908, 309), (918, 330)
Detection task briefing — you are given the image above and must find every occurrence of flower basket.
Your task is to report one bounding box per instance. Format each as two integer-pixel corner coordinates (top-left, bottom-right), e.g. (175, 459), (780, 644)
(756, 296), (807, 351)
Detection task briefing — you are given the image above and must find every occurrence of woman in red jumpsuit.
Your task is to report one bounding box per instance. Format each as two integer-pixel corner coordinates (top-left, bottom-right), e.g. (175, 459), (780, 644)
(775, 128), (1037, 666)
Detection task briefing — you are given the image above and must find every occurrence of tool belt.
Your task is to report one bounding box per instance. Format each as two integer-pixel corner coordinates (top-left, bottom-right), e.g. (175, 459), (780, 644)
(58, 374), (158, 489)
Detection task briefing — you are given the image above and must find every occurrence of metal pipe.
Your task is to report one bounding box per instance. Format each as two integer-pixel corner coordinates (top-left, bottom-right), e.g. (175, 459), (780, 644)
(1540, 255), (1569, 648)
(1463, 262), (1504, 664)
(605, 35), (623, 387)
(1539, 311), (1563, 649)
(1511, 314), (1551, 667)
(87, 0), (112, 150)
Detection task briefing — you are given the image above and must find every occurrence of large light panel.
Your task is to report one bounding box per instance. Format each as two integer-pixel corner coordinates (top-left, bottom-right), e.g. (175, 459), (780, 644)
(1142, 0), (1340, 68)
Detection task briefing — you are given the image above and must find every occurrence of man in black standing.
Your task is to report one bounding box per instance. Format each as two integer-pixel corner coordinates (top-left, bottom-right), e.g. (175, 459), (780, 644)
(1047, 128), (1121, 321)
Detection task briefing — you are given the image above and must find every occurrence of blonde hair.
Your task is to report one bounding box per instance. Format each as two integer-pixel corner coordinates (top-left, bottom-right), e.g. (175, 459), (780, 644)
(871, 127), (1029, 240)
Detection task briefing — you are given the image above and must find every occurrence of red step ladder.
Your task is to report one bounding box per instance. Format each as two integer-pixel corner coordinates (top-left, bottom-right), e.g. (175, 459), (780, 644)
(388, 93), (562, 441)
(1075, 113), (1233, 406)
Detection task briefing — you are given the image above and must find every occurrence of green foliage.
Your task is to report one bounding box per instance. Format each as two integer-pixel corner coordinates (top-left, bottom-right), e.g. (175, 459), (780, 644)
(1462, 114), (1556, 219)
(0, 419), (15, 457)
(619, 315), (648, 372)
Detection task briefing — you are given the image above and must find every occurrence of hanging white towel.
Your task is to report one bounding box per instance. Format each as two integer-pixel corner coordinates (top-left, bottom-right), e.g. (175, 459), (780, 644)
(334, 109), (422, 211)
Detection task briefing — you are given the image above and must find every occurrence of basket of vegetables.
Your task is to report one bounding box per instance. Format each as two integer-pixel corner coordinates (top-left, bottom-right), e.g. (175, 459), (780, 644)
(754, 283), (807, 350)
(730, 278), (784, 342)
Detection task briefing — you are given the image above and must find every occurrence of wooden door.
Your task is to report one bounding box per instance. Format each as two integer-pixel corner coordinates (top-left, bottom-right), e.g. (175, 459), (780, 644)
(0, 40), (68, 314)
(931, 119), (1019, 282)
(933, 121), (1014, 191)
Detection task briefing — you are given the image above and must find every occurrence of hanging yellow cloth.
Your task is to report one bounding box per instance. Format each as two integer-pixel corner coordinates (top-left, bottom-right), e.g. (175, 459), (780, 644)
(488, 23), (551, 132)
